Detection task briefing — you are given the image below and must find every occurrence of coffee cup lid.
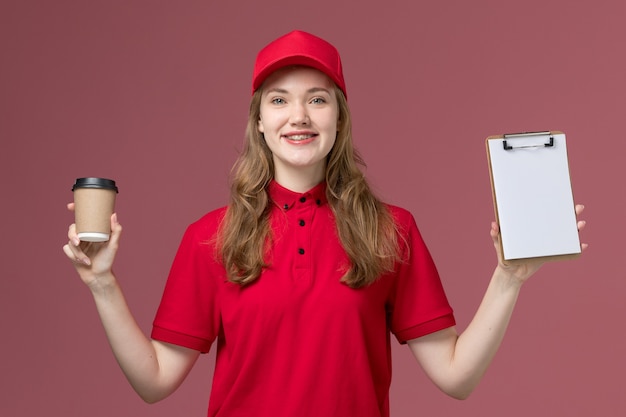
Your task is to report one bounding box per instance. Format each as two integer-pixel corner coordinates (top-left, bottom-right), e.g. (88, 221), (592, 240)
(72, 177), (119, 193)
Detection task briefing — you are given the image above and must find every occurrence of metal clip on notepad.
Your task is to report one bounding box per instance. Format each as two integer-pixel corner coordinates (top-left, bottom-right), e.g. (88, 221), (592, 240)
(502, 131), (555, 151)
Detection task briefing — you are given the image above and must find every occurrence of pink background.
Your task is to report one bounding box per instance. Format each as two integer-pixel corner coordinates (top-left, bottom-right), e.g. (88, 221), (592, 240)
(1, 1), (624, 416)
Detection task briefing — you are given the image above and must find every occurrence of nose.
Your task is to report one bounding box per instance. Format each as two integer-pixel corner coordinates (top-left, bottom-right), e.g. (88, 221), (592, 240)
(289, 103), (309, 126)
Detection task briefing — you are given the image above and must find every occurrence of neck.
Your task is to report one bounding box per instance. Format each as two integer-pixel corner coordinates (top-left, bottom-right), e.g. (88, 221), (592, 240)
(273, 166), (325, 193)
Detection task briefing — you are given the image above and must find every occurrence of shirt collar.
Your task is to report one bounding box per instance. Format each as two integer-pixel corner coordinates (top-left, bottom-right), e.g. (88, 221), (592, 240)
(268, 180), (328, 211)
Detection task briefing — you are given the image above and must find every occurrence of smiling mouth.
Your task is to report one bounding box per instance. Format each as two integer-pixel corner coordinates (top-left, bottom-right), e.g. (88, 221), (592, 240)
(283, 134), (317, 141)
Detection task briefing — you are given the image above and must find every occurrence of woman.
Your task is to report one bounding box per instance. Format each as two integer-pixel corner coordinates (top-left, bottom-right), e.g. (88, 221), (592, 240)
(63, 30), (586, 417)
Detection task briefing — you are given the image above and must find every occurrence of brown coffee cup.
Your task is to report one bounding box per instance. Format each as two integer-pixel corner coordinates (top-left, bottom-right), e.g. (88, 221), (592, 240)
(72, 177), (119, 242)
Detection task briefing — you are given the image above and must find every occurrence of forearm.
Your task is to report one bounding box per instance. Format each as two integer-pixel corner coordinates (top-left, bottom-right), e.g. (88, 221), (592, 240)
(410, 266), (523, 399)
(411, 209), (586, 399)
(450, 267), (522, 394)
(89, 274), (184, 403)
(65, 214), (198, 402)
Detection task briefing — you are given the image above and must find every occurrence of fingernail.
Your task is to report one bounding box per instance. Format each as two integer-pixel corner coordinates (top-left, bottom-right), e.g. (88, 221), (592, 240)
(82, 258), (91, 266)
(72, 238), (80, 246)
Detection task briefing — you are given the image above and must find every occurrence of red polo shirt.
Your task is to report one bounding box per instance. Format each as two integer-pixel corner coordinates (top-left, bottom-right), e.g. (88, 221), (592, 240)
(152, 180), (455, 417)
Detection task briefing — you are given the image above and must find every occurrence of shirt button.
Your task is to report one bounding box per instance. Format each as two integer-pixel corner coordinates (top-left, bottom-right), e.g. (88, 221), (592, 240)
(299, 197), (306, 203)
(283, 204), (289, 210)
(298, 248), (305, 255)
(316, 199), (321, 206)
(299, 219), (305, 226)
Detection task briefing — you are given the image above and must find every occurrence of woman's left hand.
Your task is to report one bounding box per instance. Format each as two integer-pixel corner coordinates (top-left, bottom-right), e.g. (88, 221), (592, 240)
(491, 204), (587, 283)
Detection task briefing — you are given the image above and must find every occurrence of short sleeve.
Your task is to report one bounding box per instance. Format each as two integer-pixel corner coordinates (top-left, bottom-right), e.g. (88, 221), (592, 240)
(387, 207), (455, 343)
(151, 210), (225, 353)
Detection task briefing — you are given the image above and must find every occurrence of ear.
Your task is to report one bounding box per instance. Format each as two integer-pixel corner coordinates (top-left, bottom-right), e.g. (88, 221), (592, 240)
(257, 117), (264, 134)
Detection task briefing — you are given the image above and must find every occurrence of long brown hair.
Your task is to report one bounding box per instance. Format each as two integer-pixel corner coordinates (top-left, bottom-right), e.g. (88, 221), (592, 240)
(218, 85), (400, 288)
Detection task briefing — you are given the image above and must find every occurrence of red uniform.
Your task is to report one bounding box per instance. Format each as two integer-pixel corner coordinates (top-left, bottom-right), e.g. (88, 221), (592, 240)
(152, 180), (455, 417)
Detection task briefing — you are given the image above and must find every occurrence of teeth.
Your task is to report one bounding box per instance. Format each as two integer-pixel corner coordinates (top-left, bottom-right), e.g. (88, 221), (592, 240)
(287, 134), (313, 140)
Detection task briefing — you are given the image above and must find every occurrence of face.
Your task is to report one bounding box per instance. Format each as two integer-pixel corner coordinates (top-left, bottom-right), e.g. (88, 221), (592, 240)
(257, 66), (339, 188)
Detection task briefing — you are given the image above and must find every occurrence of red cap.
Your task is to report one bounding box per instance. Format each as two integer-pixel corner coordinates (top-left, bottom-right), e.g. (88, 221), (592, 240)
(252, 30), (346, 97)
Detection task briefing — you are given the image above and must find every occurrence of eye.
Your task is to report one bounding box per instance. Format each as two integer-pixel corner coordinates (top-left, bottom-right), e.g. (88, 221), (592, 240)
(310, 97), (327, 105)
(271, 97), (286, 105)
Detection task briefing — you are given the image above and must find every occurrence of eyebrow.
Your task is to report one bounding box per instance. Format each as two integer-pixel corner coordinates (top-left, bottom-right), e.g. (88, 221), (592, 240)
(264, 87), (331, 95)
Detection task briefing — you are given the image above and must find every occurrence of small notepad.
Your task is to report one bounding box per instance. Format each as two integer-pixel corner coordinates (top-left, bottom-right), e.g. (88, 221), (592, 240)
(486, 131), (581, 262)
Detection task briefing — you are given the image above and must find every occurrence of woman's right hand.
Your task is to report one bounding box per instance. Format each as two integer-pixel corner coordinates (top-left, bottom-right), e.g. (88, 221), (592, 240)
(62, 203), (122, 290)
